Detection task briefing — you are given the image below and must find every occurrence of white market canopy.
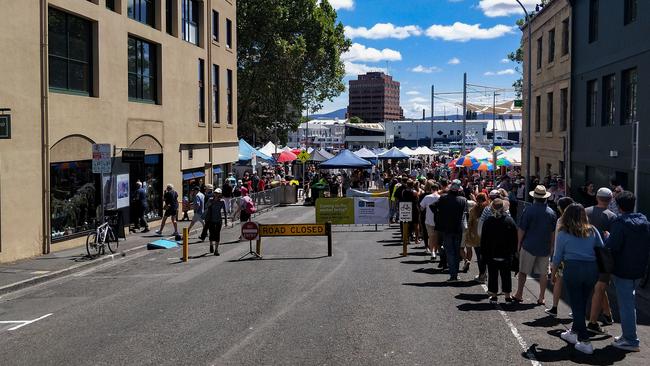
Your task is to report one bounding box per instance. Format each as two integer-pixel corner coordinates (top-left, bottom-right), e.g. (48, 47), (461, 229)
(413, 146), (437, 156)
(258, 142), (277, 157)
(467, 147), (493, 160)
(501, 147), (522, 165)
(400, 147), (417, 156)
(354, 147), (378, 159)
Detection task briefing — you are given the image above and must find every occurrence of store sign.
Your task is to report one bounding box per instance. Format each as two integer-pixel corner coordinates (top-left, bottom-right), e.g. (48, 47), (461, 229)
(121, 149), (145, 163)
(92, 144), (112, 174)
(0, 115), (10, 139)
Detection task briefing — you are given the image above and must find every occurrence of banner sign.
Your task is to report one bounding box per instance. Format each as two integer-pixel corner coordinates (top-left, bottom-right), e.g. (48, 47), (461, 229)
(354, 197), (390, 225)
(315, 198), (354, 225)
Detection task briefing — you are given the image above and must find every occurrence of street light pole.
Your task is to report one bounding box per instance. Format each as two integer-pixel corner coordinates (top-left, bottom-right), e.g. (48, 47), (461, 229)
(516, 0), (532, 201)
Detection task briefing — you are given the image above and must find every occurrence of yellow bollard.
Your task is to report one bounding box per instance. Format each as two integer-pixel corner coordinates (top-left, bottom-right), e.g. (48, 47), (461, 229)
(182, 227), (189, 262)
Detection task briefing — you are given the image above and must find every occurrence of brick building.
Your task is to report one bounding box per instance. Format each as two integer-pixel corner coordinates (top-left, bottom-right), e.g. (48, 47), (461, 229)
(348, 72), (403, 123)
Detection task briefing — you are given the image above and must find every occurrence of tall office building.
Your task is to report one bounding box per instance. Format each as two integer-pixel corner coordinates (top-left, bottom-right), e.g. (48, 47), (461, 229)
(348, 72), (403, 123)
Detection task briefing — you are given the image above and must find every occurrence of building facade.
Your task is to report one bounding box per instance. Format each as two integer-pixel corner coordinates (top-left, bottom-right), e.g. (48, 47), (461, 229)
(521, 0), (572, 182)
(348, 72), (403, 123)
(570, 0), (648, 211)
(0, 0), (238, 262)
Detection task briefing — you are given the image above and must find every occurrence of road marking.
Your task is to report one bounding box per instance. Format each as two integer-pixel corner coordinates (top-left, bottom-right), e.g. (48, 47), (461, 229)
(0, 313), (53, 331)
(480, 284), (541, 366)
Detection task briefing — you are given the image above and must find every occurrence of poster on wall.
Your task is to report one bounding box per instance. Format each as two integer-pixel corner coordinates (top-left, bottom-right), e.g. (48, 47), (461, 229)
(116, 174), (130, 209)
(354, 197), (390, 225)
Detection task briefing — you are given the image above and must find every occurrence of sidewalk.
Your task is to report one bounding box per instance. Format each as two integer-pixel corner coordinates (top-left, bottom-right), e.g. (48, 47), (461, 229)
(0, 202), (283, 295)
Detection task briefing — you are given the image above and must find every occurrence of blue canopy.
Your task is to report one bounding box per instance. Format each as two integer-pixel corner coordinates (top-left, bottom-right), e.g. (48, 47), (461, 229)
(319, 149), (373, 169)
(239, 139), (272, 161)
(378, 147), (409, 160)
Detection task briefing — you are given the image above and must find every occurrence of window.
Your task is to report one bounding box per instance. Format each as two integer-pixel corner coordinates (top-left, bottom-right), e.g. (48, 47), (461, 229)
(182, 0), (199, 45)
(589, 0), (599, 43)
(535, 95), (541, 132)
(212, 64), (219, 123)
(227, 69), (233, 124)
(128, 36), (157, 103)
(602, 74), (615, 126)
(226, 18), (232, 49)
(128, 0), (155, 27)
(546, 92), (553, 132)
(560, 88), (568, 131)
(548, 28), (555, 63)
(536, 36), (543, 69)
(212, 10), (219, 42)
(50, 161), (99, 239)
(106, 0), (116, 11)
(586, 80), (598, 127)
(621, 68), (637, 125)
(561, 18), (569, 55)
(166, 0), (174, 35)
(624, 0), (637, 25)
(198, 59), (205, 122)
(48, 7), (93, 95)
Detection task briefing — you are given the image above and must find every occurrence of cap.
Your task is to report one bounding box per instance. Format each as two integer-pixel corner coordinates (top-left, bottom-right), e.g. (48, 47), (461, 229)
(596, 187), (613, 199)
(215, 188), (222, 194)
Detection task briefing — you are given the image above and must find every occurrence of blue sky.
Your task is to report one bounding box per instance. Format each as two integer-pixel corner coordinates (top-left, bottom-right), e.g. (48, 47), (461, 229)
(321, 0), (538, 118)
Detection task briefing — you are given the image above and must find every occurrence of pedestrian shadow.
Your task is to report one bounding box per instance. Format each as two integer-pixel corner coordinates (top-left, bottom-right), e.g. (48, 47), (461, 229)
(522, 316), (572, 328)
(377, 239), (402, 244)
(403, 281), (476, 288)
(413, 267), (446, 275)
(456, 302), (538, 312)
(227, 255), (328, 262)
(401, 260), (432, 265)
(524, 341), (628, 365)
(382, 243), (404, 247)
(455, 293), (490, 302)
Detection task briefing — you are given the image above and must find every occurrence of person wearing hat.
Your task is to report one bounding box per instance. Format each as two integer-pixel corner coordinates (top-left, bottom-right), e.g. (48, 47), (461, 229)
(585, 187), (617, 334)
(204, 187), (227, 255)
(156, 184), (180, 239)
(431, 179), (468, 282)
(512, 185), (557, 304)
(187, 185), (205, 234)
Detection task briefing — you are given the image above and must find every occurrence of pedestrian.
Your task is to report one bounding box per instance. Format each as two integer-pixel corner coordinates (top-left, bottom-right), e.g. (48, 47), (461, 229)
(585, 187), (617, 334)
(237, 187), (256, 241)
(222, 179), (234, 214)
(156, 184), (180, 239)
(512, 185), (557, 304)
(199, 184), (214, 241)
(204, 188), (228, 256)
(545, 196), (574, 317)
(605, 191), (650, 352)
(466, 193), (488, 283)
(419, 181), (440, 261)
(460, 199), (476, 273)
(551, 203), (603, 355)
(187, 186), (205, 234)
(480, 199), (518, 304)
(401, 180), (420, 243)
(432, 179), (468, 282)
(132, 181), (149, 233)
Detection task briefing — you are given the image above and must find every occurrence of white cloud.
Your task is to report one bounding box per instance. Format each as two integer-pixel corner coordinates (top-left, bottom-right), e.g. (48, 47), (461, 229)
(478, 0), (537, 18)
(409, 97), (429, 104)
(500, 58), (511, 63)
(448, 57), (461, 65)
(342, 43), (402, 62)
(425, 22), (515, 42)
(344, 23), (422, 40)
(406, 90), (421, 96)
(328, 0), (354, 10)
(411, 65), (442, 74)
(484, 68), (516, 76)
(344, 61), (387, 76)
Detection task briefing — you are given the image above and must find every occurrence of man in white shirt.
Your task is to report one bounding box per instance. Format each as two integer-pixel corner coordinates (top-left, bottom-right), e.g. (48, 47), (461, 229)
(419, 181), (441, 261)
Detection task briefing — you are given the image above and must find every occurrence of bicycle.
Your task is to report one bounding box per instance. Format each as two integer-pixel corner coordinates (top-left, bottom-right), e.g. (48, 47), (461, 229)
(86, 217), (118, 258)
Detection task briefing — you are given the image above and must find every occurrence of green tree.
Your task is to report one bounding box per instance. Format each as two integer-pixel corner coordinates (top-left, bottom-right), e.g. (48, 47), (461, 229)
(348, 116), (364, 124)
(508, 19), (525, 99)
(237, 0), (350, 143)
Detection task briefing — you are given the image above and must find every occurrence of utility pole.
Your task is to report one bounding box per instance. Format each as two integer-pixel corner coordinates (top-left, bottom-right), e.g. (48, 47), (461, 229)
(462, 73), (467, 154)
(430, 85), (434, 148)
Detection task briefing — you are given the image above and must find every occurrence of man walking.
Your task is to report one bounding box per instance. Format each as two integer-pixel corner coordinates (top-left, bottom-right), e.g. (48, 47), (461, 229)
(156, 184), (180, 240)
(199, 184), (214, 241)
(132, 181), (149, 233)
(433, 179), (468, 282)
(605, 191), (650, 352)
(187, 186), (205, 234)
(513, 185), (557, 304)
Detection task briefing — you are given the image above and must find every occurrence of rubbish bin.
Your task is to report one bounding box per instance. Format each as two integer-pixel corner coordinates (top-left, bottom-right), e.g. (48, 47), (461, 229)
(281, 185), (298, 204)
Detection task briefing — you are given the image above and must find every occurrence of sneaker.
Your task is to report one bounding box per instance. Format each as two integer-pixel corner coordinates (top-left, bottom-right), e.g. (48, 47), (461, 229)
(155, 230), (162, 235)
(141, 228), (150, 233)
(446, 277), (459, 283)
(575, 341), (594, 355)
(612, 337), (640, 352)
(545, 307), (558, 317)
(602, 314), (614, 326)
(425, 248), (432, 254)
(504, 297), (514, 303)
(587, 322), (606, 335)
(489, 296), (498, 304)
(474, 274), (487, 283)
(560, 330), (578, 345)
(462, 260), (470, 273)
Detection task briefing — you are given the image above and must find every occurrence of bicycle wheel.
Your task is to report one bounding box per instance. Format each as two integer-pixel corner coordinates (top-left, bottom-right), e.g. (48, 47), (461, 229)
(106, 228), (118, 254)
(86, 232), (100, 258)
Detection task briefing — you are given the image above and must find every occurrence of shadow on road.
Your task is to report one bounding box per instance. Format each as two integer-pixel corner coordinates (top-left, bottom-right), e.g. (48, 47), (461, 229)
(455, 293), (490, 302)
(522, 316), (572, 328)
(403, 281), (476, 288)
(456, 302), (539, 312)
(525, 340), (629, 365)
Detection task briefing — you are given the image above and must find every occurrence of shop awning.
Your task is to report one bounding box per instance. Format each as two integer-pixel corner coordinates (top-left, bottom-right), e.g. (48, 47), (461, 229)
(183, 171), (206, 180)
(213, 167), (223, 174)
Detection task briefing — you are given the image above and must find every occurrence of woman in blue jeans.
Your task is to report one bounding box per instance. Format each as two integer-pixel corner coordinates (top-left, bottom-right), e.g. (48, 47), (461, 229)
(551, 203), (604, 355)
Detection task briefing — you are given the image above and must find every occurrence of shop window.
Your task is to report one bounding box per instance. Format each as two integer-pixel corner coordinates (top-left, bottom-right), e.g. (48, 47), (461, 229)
(128, 36), (158, 103)
(50, 161), (99, 239)
(48, 7), (93, 95)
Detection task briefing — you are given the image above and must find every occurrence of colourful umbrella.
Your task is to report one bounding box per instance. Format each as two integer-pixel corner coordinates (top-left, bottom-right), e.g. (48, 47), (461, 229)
(496, 157), (512, 167)
(276, 150), (298, 163)
(447, 158), (458, 168)
(455, 155), (479, 168)
(473, 161), (495, 171)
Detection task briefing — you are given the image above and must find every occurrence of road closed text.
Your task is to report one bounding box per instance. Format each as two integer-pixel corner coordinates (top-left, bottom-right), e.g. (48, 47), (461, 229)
(259, 224), (326, 237)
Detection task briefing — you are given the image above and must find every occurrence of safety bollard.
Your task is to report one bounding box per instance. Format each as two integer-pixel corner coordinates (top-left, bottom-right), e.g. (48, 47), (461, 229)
(182, 227), (189, 262)
(401, 222), (409, 257)
(326, 222), (332, 257)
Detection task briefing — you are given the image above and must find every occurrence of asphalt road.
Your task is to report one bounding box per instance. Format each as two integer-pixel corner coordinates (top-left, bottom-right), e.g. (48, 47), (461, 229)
(0, 206), (648, 365)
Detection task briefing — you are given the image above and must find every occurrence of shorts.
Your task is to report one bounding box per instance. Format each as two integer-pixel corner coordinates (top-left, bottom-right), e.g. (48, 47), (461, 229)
(518, 248), (549, 275)
(425, 224), (436, 237)
(164, 207), (178, 218)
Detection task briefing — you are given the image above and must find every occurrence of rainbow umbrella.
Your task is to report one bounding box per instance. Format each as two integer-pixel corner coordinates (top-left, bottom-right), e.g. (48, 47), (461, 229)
(455, 155), (479, 168)
(496, 157), (512, 167)
(473, 161), (495, 171)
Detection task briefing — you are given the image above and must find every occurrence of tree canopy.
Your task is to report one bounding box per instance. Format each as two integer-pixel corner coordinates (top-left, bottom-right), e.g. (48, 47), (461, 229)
(237, 0), (350, 144)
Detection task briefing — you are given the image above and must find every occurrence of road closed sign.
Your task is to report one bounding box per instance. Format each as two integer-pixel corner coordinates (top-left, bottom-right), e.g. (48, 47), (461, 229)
(259, 224), (326, 237)
(399, 202), (412, 222)
(241, 221), (259, 241)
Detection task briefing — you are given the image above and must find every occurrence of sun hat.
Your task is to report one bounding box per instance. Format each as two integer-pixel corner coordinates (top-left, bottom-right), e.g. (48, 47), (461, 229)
(529, 185), (551, 199)
(596, 187), (613, 199)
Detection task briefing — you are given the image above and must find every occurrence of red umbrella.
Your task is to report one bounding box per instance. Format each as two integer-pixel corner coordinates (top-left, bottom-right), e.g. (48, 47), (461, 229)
(447, 158), (458, 168)
(291, 148), (303, 155)
(276, 150), (298, 163)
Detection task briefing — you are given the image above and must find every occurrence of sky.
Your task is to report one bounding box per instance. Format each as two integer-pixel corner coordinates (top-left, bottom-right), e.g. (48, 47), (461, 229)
(320, 0), (538, 119)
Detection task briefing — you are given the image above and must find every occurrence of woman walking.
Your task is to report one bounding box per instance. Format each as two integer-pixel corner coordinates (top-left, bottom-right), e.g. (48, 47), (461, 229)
(551, 203), (604, 354)
(545, 196), (574, 317)
(204, 188), (228, 256)
(480, 199), (518, 304)
(466, 193), (488, 283)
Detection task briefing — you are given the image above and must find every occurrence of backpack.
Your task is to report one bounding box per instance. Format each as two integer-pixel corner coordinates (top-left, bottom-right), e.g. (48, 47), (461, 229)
(244, 197), (257, 214)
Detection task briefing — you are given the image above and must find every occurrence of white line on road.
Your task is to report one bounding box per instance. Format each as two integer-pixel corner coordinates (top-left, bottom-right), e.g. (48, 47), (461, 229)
(480, 284), (542, 366)
(0, 313), (53, 331)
